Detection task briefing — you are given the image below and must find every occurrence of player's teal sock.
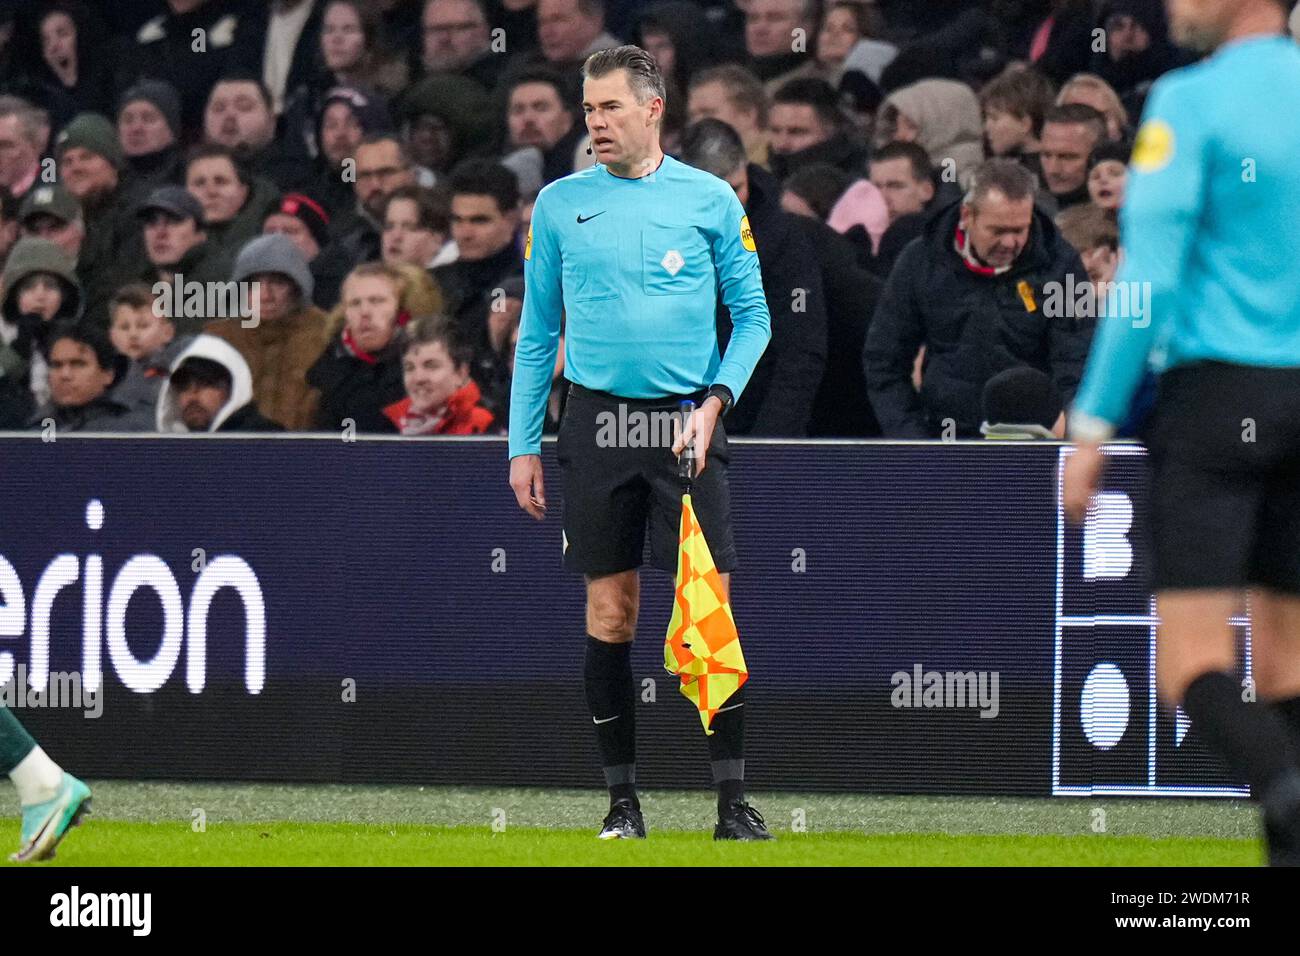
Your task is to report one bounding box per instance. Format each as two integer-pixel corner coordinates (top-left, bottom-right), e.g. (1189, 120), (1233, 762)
(709, 685), (746, 809)
(0, 707), (37, 776)
(584, 635), (638, 808)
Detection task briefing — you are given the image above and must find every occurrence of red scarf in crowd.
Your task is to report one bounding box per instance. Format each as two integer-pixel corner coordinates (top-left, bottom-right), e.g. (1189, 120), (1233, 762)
(342, 310), (412, 364)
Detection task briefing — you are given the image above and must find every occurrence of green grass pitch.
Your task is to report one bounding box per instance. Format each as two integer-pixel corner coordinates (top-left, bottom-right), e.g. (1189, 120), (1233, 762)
(0, 782), (1264, 867)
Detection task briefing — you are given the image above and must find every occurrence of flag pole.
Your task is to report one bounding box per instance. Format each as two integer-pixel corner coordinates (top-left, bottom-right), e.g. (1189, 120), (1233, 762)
(678, 399), (696, 493)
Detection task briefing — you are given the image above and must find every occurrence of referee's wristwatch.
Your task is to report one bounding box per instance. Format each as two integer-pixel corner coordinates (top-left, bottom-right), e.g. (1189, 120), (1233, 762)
(704, 384), (734, 416)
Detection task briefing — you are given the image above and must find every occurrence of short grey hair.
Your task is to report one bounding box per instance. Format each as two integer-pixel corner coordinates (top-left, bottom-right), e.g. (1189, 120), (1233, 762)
(679, 119), (747, 180)
(964, 158), (1037, 210)
(582, 44), (666, 106)
(0, 95), (49, 148)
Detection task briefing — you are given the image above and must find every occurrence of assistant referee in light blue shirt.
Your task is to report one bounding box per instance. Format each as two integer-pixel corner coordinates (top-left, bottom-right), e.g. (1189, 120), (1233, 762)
(1064, 0), (1300, 865)
(507, 46), (773, 842)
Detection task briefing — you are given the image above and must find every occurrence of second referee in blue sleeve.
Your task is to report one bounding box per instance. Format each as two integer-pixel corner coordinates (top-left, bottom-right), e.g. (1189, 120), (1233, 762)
(507, 45), (773, 842)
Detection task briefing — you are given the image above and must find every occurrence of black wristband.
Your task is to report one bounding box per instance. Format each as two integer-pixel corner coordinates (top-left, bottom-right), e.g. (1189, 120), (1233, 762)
(705, 384), (734, 415)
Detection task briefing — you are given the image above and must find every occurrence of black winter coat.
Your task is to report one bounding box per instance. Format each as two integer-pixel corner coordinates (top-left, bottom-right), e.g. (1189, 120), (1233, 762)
(306, 335), (404, 433)
(863, 199), (1093, 438)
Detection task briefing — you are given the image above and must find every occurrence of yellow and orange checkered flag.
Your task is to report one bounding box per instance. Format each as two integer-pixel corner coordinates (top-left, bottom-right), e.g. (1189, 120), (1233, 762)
(663, 493), (748, 735)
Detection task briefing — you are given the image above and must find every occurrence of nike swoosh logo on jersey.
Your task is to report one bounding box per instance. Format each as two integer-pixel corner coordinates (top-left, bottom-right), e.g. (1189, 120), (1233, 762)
(576, 212), (606, 223)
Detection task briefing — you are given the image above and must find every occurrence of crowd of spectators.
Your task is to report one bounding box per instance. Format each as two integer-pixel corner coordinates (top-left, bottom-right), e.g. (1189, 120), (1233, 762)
(0, 0), (1295, 438)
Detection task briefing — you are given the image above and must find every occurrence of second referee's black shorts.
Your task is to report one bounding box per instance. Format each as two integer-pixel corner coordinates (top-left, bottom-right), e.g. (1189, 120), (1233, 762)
(1141, 361), (1300, 594)
(556, 383), (737, 577)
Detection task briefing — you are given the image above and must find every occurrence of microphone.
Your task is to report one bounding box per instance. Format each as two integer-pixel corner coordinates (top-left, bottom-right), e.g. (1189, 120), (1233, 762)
(586, 143), (593, 155)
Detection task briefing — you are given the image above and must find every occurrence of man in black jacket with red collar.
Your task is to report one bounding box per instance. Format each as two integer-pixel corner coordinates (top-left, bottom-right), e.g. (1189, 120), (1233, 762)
(863, 158), (1094, 439)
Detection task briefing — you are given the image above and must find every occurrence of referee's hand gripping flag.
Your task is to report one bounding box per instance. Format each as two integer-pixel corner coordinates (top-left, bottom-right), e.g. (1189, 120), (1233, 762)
(664, 402), (748, 734)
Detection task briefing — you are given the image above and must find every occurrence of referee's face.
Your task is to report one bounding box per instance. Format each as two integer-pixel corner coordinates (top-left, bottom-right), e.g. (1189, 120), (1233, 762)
(582, 71), (662, 173)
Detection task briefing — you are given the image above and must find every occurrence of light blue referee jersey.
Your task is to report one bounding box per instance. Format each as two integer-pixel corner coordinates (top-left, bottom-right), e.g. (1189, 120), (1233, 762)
(1071, 35), (1300, 437)
(507, 154), (772, 458)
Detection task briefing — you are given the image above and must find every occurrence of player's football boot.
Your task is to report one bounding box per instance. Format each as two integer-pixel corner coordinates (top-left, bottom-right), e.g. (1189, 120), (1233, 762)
(10, 773), (92, 863)
(1262, 772), (1300, 867)
(714, 800), (775, 841)
(597, 799), (646, 839)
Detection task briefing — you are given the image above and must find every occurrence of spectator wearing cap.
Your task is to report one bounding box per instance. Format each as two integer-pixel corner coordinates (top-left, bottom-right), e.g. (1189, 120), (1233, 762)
(863, 159), (1094, 439)
(116, 0), (258, 139)
(503, 69), (587, 187)
(263, 192), (351, 310)
(156, 334), (284, 432)
(680, 119), (828, 437)
(202, 74), (301, 193)
(117, 80), (185, 200)
(307, 261), (414, 433)
(980, 366), (1066, 440)
(56, 114), (145, 324)
(1086, 140), (1129, 214)
(296, 84), (391, 218)
(396, 73), (495, 187)
(431, 162), (523, 368)
(0, 96), (49, 204)
(381, 185), (454, 271)
(419, 0), (509, 91)
(0, 236), (84, 415)
(26, 321), (153, 432)
(687, 65), (772, 171)
(204, 233), (333, 430)
(1039, 103), (1106, 212)
(184, 143), (281, 264)
(134, 184), (233, 334)
(18, 184), (83, 263)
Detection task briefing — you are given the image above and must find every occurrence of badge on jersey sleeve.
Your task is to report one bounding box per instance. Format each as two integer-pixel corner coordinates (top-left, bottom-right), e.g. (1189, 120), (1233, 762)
(740, 215), (756, 253)
(1131, 119), (1175, 173)
(524, 222), (533, 260)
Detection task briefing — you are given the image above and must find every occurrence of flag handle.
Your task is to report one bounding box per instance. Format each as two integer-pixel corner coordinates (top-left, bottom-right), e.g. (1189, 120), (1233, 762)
(677, 399), (696, 493)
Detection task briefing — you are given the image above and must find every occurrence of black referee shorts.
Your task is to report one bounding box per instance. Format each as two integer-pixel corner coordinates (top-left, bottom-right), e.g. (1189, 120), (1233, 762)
(555, 383), (737, 577)
(1141, 362), (1300, 594)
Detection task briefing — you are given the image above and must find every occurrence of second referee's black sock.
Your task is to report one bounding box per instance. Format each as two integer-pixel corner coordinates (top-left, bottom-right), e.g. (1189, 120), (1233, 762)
(1272, 695), (1300, 759)
(584, 635), (638, 808)
(708, 685), (746, 810)
(1183, 671), (1298, 797)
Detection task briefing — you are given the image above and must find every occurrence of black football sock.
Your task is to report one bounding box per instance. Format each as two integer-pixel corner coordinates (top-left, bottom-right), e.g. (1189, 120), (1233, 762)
(1183, 671), (1299, 799)
(584, 635), (638, 808)
(1271, 695), (1300, 761)
(708, 685), (746, 809)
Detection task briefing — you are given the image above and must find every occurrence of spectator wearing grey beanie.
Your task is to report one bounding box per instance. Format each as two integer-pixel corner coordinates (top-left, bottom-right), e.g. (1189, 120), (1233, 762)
(203, 233), (333, 431)
(117, 79), (185, 200)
